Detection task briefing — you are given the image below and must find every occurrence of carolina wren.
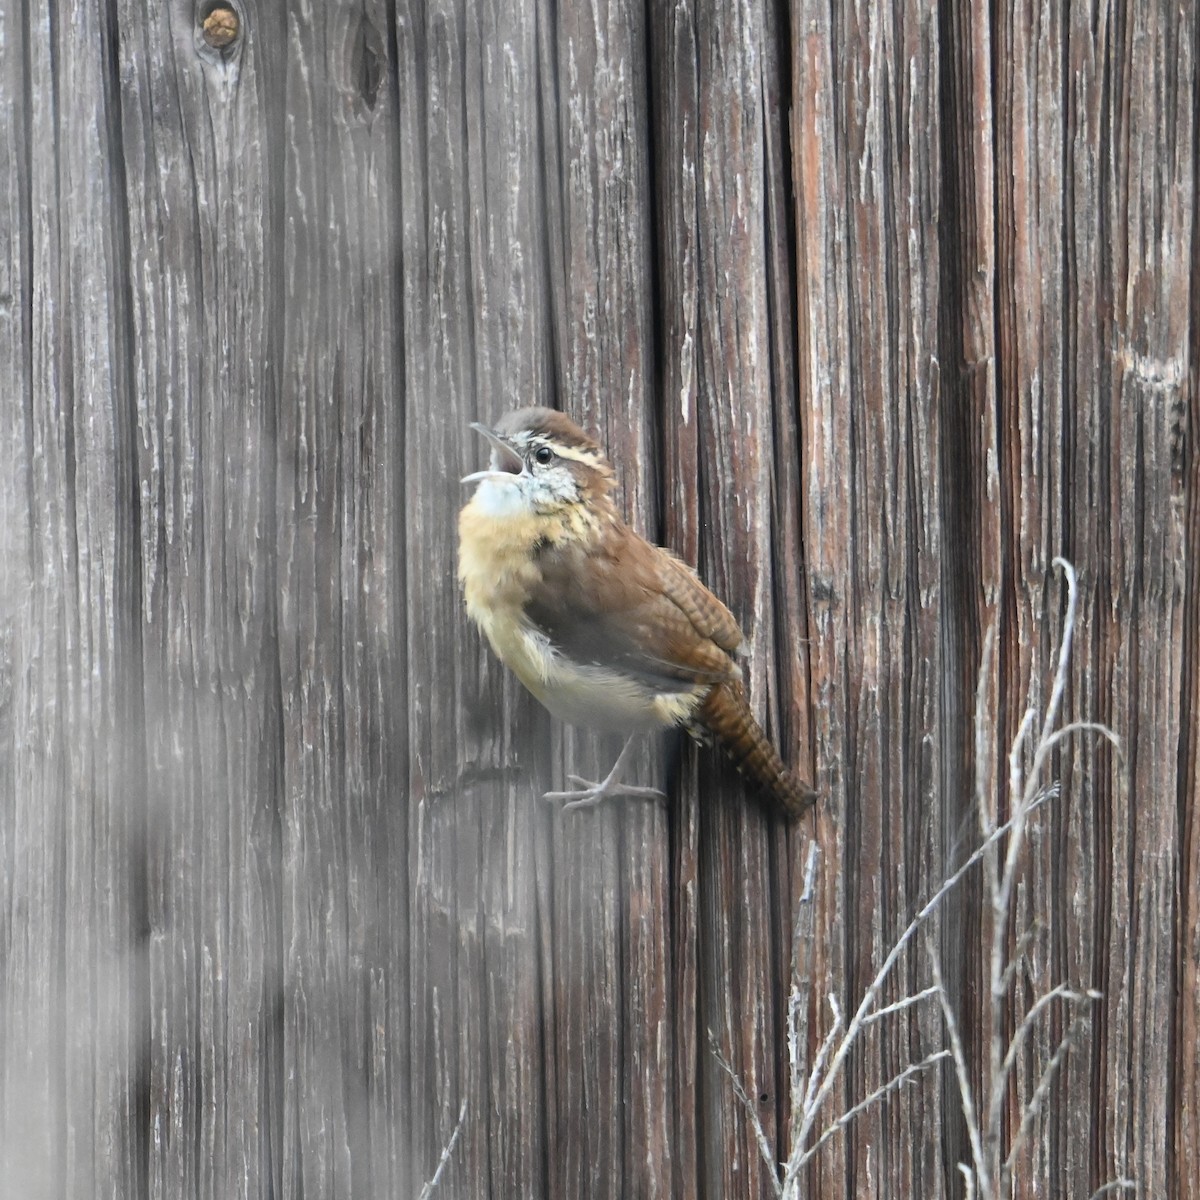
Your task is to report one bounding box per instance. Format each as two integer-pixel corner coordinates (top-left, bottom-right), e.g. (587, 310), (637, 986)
(457, 407), (817, 819)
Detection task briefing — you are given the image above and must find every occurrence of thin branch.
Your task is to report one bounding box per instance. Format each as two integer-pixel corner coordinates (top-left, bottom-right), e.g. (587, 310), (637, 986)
(862, 985), (939, 1027)
(1087, 1181), (1136, 1199)
(799, 1000), (843, 1123)
(1036, 721), (1122, 762)
(417, 1100), (468, 1200)
(708, 1028), (784, 1200)
(793, 786), (1058, 1150)
(1036, 558), (1079, 766)
(988, 986), (1096, 1177)
(957, 1163), (977, 1200)
(1018, 563), (1121, 820)
(929, 943), (991, 1197)
(998, 921), (1041, 996)
(989, 708), (1041, 1170)
(1003, 1012), (1089, 1178)
(793, 1050), (950, 1172)
(789, 843), (821, 1117)
(975, 626), (998, 841)
(787, 985), (804, 1122)
(995, 984), (1096, 1092)
(998, 704), (1038, 916)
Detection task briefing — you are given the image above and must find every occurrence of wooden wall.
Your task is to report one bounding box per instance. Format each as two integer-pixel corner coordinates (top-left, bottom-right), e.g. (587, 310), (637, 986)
(0, 1), (1195, 1197)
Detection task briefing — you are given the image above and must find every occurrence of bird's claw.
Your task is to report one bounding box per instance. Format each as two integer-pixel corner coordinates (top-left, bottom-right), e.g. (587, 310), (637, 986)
(543, 773), (667, 812)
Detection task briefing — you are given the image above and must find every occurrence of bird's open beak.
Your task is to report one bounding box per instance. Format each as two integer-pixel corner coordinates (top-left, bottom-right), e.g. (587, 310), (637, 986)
(461, 423), (526, 484)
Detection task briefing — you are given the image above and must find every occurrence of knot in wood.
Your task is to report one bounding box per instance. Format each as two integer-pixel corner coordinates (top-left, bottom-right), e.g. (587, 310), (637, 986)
(201, 6), (239, 49)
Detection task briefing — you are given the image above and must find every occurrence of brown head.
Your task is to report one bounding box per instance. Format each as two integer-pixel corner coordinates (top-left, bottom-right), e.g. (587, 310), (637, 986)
(462, 407), (617, 517)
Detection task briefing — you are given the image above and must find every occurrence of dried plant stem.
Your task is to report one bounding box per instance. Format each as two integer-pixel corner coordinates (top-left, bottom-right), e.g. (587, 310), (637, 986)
(788, 842), (821, 1122)
(937, 559), (1125, 1199)
(416, 1100), (468, 1200)
(793, 781), (1059, 1154)
(793, 1050), (949, 1172)
(1087, 1182), (1136, 1199)
(930, 945), (991, 1197)
(708, 1030), (784, 1200)
(862, 985), (939, 1027)
(715, 559), (1130, 1198)
(1003, 1012), (1088, 1178)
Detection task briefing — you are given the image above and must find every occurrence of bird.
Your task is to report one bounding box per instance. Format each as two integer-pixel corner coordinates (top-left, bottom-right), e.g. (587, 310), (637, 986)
(457, 407), (817, 819)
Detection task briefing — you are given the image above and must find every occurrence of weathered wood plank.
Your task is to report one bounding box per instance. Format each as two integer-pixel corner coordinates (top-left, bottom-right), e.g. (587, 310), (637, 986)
(396, 1), (491, 1194)
(462, 1), (552, 1195)
(0, 19), (31, 1187)
(1060, 6), (1112, 1197)
(992, 3), (1076, 1195)
(789, 0), (855, 1191)
(928, 0), (1003, 1189)
(648, 9), (706, 1196)
(1097, 3), (1193, 1191)
(835, 2), (946, 1195)
(1180, 237), (1200, 1193)
(273, 2), (408, 1198)
(787, 3), (948, 1196)
(0, 3), (1196, 1199)
(539, 0), (671, 1194)
(398, 0), (565, 1193)
(116, 3), (285, 1198)
(685, 4), (791, 1197)
(0, 0), (40, 1190)
(0, 2), (146, 1198)
(1181, 17), (1200, 1169)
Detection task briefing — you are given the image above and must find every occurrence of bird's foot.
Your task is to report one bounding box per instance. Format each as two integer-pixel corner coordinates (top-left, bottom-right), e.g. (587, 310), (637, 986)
(543, 772), (666, 813)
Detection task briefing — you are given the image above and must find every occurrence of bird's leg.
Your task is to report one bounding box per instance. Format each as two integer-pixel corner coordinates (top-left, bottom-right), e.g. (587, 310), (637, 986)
(543, 734), (666, 812)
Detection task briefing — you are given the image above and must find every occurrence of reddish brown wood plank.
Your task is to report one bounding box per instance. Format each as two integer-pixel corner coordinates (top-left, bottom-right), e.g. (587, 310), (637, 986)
(789, 0), (854, 1192)
(928, 0), (1003, 1190)
(992, 3), (1076, 1195)
(685, 3), (790, 1197)
(1096, 4), (1193, 1190)
(648, 5), (705, 1194)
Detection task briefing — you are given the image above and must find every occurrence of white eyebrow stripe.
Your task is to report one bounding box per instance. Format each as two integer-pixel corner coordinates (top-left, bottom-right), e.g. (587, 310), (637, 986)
(547, 444), (601, 466)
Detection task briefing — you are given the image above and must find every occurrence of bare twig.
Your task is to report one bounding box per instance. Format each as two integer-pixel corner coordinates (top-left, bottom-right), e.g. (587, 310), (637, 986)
(708, 1028), (784, 1200)
(793, 1050), (950, 1172)
(942, 559), (1124, 1199)
(799, 999), (843, 1124)
(1087, 1182), (1136, 1199)
(1036, 721), (1123, 762)
(793, 783), (1058, 1151)
(995, 984), (1098, 1091)
(929, 940), (991, 1197)
(997, 921), (1041, 995)
(717, 561), (1128, 1195)
(958, 1162), (978, 1200)
(417, 1100), (468, 1200)
(863, 985), (940, 1027)
(975, 625), (999, 849)
(1004, 1012), (1089, 1177)
(788, 843), (821, 1119)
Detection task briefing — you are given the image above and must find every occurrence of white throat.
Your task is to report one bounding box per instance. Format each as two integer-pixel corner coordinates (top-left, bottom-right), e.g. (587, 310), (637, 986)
(471, 477), (531, 518)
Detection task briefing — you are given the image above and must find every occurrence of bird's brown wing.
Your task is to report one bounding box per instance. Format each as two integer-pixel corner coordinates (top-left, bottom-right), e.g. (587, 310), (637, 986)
(524, 528), (743, 693)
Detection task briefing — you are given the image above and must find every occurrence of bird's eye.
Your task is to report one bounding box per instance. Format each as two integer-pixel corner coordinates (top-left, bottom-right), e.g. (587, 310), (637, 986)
(534, 446), (553, 465)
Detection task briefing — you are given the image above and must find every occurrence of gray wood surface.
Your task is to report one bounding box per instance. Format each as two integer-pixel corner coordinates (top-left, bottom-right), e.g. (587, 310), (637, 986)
(1, 2), (1196, 1198)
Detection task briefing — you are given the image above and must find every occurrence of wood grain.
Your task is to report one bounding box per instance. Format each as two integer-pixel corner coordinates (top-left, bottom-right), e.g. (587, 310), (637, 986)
(0, 2), (1196, 1198)
(117, 3), (286, 1197)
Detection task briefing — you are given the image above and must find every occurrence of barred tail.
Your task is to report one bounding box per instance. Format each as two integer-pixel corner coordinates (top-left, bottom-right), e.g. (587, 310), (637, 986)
(695, 683), (817, 820)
